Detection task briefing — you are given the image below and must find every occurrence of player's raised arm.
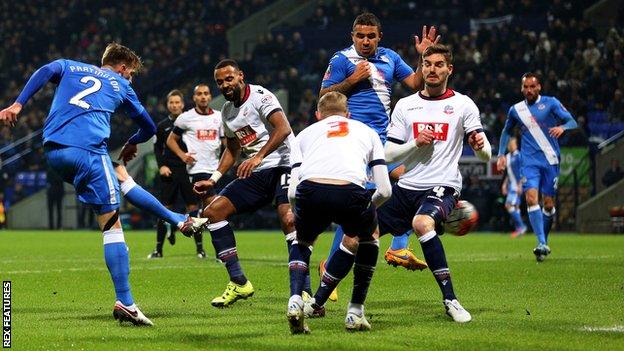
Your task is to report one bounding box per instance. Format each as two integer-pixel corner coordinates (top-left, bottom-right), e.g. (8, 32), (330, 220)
(0, 60), (63, 126)
(236, 109), (292, 178)
(401, 25), (441, 91)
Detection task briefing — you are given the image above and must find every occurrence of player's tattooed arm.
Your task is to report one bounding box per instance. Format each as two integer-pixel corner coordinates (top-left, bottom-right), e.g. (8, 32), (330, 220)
(319, 61), (371, 97)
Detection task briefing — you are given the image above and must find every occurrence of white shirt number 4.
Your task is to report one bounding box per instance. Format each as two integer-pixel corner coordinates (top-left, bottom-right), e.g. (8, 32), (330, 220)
(69, 76), (102, 109)
(433, 186), (445, 198)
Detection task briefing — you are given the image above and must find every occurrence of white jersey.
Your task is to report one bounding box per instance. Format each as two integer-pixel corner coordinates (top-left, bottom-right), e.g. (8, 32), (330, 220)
(291, 115), (386, 188)
(387, 89), (483, 191)
(221, 84), (293, 171)
(173, 108), (223, 175)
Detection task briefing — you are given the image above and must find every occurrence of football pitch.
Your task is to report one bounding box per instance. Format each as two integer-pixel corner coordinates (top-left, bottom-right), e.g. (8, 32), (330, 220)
(1, 230), (623, 350)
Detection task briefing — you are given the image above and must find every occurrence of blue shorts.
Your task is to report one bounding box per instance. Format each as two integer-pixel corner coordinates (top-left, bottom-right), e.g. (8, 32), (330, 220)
(505, 189), (521, 206)
(45, 144), (120, 214)
(294, 181), (377, 242)
(377, 184), (458, 236)
(220, 166), (290, 213)
(522, 162), (559, 197)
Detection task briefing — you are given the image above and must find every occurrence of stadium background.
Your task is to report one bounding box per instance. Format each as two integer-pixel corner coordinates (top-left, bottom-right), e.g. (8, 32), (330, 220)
(0, 0), (622, 233)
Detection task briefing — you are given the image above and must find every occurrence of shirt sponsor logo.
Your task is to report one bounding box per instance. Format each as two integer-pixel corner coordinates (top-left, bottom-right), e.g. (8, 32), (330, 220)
(234, 125), (257, 145)
(197, 129), (218, 141)
(261, 95), (273, 104)
(413, 122), (449, 141)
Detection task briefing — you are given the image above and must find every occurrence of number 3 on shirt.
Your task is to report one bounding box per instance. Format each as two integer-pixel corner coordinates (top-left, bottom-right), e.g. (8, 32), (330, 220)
(69, 76), (102, 109)
(327, 121), (349, 138)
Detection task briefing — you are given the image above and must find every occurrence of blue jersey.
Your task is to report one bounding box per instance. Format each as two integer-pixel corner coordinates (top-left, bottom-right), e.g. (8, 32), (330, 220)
(501, 95), (576, 166)
(43, 59), (145, 154)
(321, 46), (413, 142)
(505, 150), (522, 192)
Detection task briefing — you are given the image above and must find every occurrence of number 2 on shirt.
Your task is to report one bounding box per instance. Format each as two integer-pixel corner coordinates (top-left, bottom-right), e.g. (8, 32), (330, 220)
(327, 121), (349, 138)
(69, 76), (102, 109)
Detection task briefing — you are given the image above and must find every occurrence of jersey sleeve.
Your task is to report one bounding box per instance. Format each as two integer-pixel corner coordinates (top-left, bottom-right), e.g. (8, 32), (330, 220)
(391, 50), (414, 82)
(218, 119), (225, 138)
(368, 128), (386, 166)
(321, 53), (349, 89)
(387, 100), (410, 143)
(463, 98), (484, 134)
(257, 89), (284, 120)
(290, 135), (303, 168)
(122, 85), (146, 118)
(550, 97), (577, 130)
(172, 114), (186, 135)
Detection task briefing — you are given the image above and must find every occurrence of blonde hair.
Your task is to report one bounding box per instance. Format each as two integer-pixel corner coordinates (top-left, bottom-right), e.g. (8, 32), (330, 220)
(317, 92), (348, 117)
(101, 42), (143, 71)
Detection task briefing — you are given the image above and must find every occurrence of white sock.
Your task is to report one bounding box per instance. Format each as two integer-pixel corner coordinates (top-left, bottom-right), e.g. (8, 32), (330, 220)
(348, 302), (364, 316)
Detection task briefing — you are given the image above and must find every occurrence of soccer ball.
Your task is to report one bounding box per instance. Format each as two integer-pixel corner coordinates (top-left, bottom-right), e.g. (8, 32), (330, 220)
(444, 200), (479, 236)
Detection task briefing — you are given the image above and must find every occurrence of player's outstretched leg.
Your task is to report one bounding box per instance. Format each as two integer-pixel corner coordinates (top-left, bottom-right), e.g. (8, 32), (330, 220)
(414, 214), (471, 323)
(287, 241), (313, 334)
(384, 230), (428, 271)
(100, 212), (153, 326)
(208, 220), (254, 307)
(346, 238), (378, 331)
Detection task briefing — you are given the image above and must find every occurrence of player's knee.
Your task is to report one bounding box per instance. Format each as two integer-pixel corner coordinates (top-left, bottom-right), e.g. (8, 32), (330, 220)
(543, 197), (555, 211)
(114, 164), (129, 182)
(412, 215), (435, 236)
(525, 191), (538, 205)
(341, 235), (359, 252)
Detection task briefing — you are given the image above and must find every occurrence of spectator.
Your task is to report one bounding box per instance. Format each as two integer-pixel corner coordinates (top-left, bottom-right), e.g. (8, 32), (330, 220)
(602, 159), (624, 188)
(607, 89), (623, 122)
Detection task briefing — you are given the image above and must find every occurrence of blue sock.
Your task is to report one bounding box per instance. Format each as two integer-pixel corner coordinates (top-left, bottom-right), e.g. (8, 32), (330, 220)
(121, 177), (187, 226)
(527, 205), (546, 245)
(328, 226), (344, 259)
(103, 229), (133, 306)
(351, 239), (379, 304)
(208, 221), (247, 285)
(314, 244), (355, 306)
(418, 231), (456, 301)
(509, 208), (526, 230)
(543, 208), (555, 243)
(390, 231), (410, 250)
(289, 242), (312, 296)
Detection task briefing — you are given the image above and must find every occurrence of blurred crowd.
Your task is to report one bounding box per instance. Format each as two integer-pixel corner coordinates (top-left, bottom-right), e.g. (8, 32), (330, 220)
(0, 0), (271, 209)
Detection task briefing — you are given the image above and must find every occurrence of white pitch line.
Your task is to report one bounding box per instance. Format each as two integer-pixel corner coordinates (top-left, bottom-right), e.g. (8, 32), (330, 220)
(580, 325), (624, 333)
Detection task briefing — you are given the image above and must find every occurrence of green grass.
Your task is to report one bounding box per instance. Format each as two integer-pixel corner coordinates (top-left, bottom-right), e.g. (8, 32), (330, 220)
(1, 230), (623, 350)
